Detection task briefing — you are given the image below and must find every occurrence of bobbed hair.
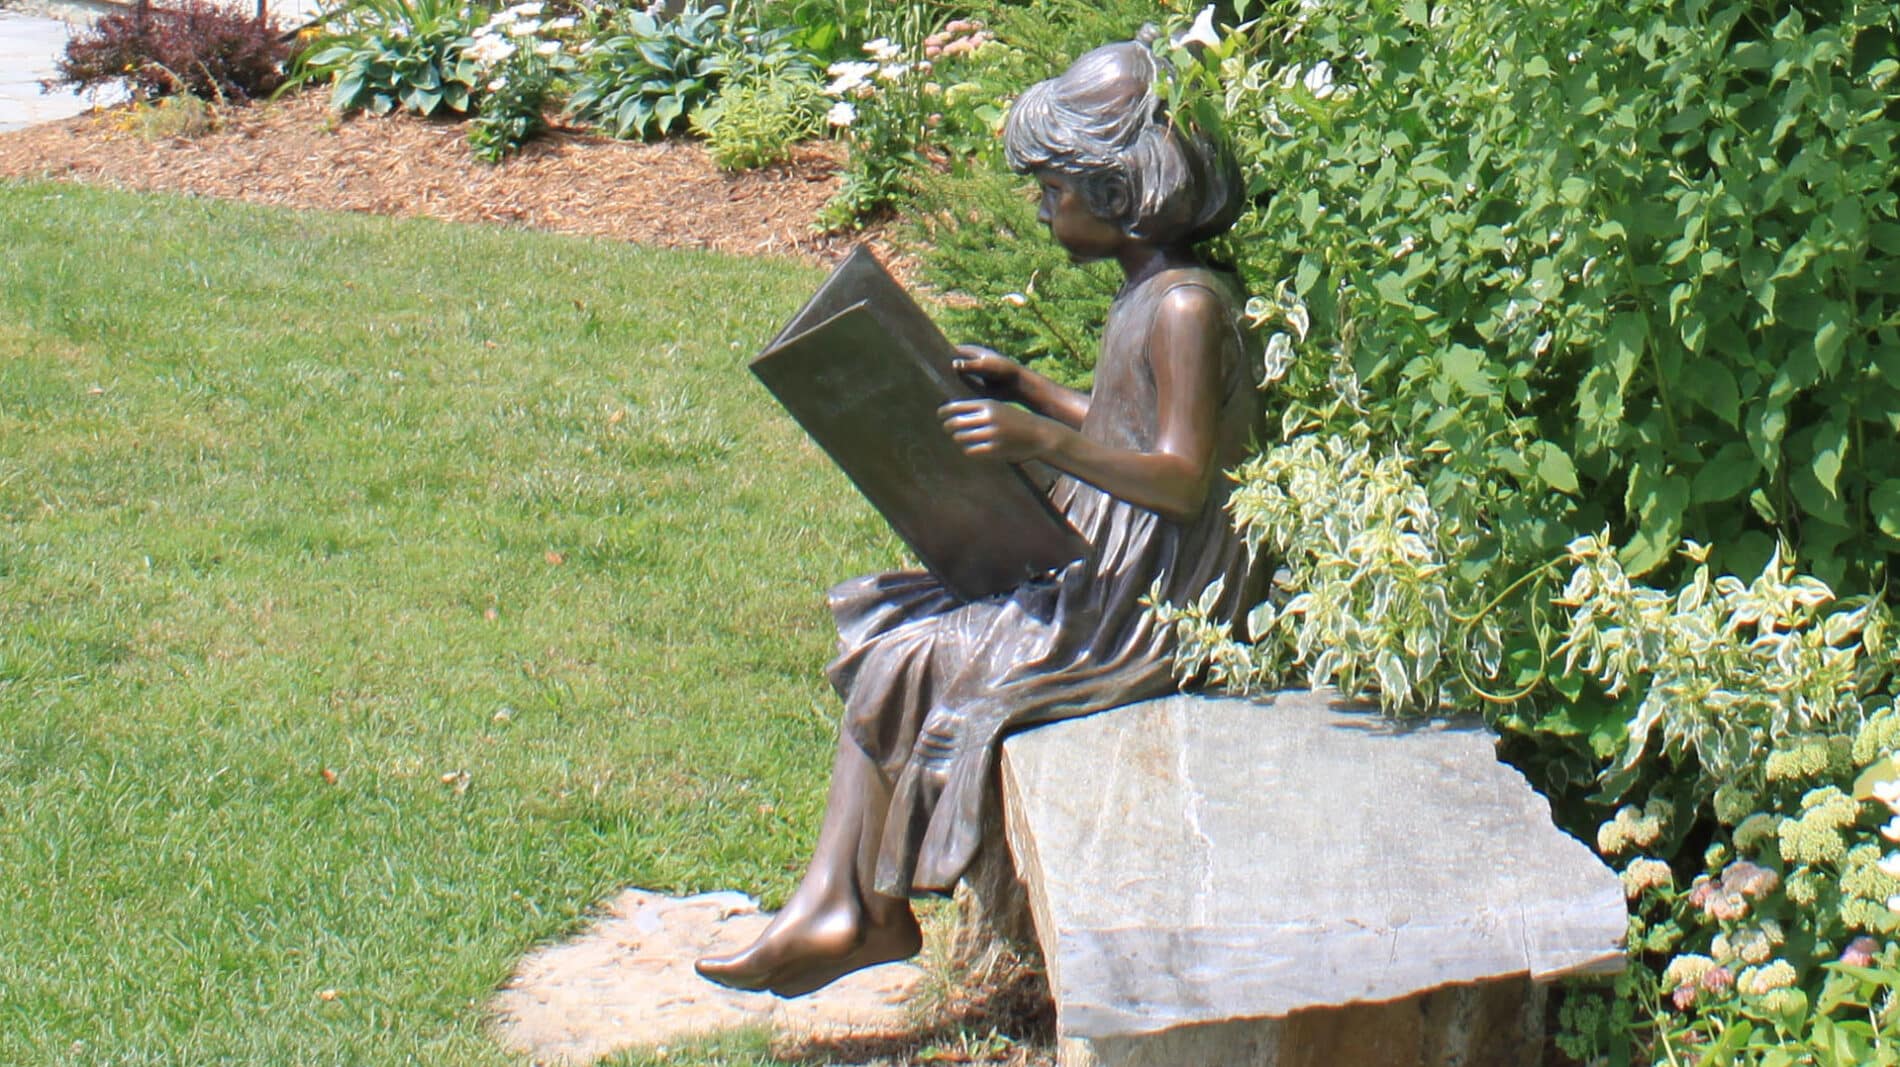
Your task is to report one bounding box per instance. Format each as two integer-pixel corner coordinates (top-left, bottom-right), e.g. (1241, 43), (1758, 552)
(1004, 27), (1242, 246)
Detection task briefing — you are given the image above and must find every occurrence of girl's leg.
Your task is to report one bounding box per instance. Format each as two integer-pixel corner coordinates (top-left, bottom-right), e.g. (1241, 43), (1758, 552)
(694, 731), (921, 997)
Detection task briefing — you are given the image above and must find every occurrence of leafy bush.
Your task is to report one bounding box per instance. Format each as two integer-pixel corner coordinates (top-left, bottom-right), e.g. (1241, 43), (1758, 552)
(286, 0), (481, 116)
(690, 71), (824, 171)
(53, 0), (291, 103)
(1199, 0), (1899, 591)
(566, 4), (804, 140)
(817, 18), (1013, 231)
(1118, 0), (1900, 1058)
(466, 3), (581, 162)
(904, 167), (1115, 386)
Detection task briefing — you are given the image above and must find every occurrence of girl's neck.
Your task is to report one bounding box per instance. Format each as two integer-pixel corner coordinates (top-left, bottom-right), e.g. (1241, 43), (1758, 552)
(1116, 242), (1200, 292)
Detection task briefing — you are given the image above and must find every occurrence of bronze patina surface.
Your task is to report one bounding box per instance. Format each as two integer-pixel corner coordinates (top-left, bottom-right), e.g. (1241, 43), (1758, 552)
(697, 27), (1266, 999)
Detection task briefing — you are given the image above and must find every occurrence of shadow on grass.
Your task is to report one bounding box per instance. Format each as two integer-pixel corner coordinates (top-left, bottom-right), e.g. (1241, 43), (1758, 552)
(772, 964), (1057, 1066)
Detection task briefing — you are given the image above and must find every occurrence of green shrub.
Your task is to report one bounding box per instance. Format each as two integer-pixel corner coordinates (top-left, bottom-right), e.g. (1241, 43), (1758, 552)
(691, 72), (824, 171)
(286, 0), (481, 116)
(1127, 0), (1900, 1057)
(903, 167), (1114, 387)
(465, 4), (582, 162)
(565, 4), (805, 140)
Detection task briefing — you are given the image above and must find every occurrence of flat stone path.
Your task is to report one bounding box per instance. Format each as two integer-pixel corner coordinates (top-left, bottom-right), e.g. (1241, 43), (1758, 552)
(0, 11), (117, 133)
(491, 889), (928, 1065)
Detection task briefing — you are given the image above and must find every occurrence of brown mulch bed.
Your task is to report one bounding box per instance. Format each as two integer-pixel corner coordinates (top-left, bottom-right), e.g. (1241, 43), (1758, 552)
(0, 90), (877, 263)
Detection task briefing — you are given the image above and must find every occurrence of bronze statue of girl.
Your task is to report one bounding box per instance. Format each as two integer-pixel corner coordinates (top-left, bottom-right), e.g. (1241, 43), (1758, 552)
(698, 28), (1269, 997)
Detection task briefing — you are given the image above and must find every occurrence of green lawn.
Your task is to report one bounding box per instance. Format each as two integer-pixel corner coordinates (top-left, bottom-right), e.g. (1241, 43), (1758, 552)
(0, 182), (911, 1065)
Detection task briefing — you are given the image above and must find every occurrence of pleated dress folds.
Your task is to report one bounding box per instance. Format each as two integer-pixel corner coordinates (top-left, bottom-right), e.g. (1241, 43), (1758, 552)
(823, 265), (1272, 898)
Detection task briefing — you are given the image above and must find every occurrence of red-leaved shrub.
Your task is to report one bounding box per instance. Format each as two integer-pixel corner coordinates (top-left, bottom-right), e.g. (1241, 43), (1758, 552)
(53, 0), (292, 103)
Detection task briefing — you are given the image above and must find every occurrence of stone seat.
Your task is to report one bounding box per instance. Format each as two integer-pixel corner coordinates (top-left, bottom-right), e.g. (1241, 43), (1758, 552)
(994, 690), (1628, 1067)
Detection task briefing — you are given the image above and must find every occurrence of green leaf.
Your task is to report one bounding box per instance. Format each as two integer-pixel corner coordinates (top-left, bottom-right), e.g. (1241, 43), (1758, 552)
(1374, 271), (1413, 308)
(1439, 346), (1494, 398)
(1683, 361), (1739, 426)
(1527, 441), (1579, 493)
(1810, 416), (1849, 496)
(1576, 364), (1624, 452)
(1294, 253), (1320, 297)
(305, 44), (357, 68)
(333, 73), (367, 108)
(1691, 443), (1758, 503)
(1620, 470), (1689, 575)
(1871, 480), (1900, 540)
(1747, 399), (1789, 474)
(653, 94), (684, 133)
(1604, 313), (1644, 389)
(1815, 302), (1848, 377)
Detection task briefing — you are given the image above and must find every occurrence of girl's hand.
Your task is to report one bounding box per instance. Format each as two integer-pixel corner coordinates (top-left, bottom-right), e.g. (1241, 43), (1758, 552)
(952, 345), (1023, 399)
(938, 398), (1057, 463)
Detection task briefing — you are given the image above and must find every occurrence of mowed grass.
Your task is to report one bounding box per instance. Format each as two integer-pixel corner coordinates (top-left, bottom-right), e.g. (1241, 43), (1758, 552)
(0, 182), (908, 1065)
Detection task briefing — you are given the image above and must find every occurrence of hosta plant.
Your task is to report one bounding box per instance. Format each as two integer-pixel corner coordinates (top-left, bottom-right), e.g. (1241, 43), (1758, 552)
(565, 4), (804, 140)
(285, 0), (481, 116)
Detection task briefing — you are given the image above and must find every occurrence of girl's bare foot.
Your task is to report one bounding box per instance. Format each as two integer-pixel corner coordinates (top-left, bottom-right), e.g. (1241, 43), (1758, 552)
(694, 897), (922, 998)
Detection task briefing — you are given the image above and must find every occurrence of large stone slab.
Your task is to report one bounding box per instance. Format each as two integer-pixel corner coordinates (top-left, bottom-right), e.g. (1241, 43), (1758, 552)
(998, 691), (1626, 1044)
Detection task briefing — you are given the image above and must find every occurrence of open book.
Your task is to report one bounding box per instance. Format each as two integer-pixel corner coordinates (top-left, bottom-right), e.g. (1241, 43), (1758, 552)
(750, 245), (1086, 602)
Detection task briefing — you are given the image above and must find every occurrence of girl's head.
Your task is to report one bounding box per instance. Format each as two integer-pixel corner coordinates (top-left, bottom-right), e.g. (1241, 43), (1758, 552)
(1004, 28), (1242, 249)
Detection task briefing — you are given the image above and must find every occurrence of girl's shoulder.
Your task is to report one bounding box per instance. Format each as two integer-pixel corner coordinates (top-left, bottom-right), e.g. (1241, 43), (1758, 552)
(1142, 264), (1244, 306)
(1130, 266), (1246, 328)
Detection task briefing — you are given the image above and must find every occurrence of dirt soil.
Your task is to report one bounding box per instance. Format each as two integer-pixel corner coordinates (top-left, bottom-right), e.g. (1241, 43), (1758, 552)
(0, 90), (879, 263)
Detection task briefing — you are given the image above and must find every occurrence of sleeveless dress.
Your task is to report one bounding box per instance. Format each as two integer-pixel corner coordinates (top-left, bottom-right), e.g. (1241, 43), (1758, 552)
(824, 265), (1270, 897)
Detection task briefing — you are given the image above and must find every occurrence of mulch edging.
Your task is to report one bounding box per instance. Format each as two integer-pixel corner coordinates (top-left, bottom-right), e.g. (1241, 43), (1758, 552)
(0, 90), (869, 262)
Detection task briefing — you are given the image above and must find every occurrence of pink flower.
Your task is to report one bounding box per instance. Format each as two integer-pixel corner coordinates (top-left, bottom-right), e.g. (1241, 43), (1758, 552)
(1842, 936), (1880, 967)
(1673, 985), (1698, 1011)
(1721, 860), (1781, 900)
(1701, 966), (1734, 993)
(1705, 891), (1749, 922)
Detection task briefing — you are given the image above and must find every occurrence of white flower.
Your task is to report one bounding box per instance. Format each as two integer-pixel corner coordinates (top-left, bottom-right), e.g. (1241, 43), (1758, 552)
(1176, 5), (1219, 50)
(1303, 60), (1335, 99)
(826, 100), (857, 127)
(534, 39), (560, 55)
(1882, 816), (1900, 842)
(488, 77), (506, 91)
(825, 60), (878, 96)
(506, 1), (543, 15)
(863, 37), (903, 62)
(1880, 853), (1900, 879)
(544, 16), (575, 29)
(1873, 778), (1900, 808)
(466, 33), (516, 65)
(877, 62), (911, 82)
(505, 19), (541, 36)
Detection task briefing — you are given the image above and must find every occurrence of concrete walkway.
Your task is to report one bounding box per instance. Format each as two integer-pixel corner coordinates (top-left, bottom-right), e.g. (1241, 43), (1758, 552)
(0, 10), (122, 133)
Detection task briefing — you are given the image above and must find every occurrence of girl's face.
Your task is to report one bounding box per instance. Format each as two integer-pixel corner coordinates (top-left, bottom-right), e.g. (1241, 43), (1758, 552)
(1036, 170), (1124, 263)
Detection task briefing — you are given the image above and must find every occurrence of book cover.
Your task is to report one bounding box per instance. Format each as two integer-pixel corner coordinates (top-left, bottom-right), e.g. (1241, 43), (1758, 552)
(751, 246), (1085, 601)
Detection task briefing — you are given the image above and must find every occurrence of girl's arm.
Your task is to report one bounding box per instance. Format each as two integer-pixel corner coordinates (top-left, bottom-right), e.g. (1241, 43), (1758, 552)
(953, 345), (1091, 429)
(940, 286), (1222, 523)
